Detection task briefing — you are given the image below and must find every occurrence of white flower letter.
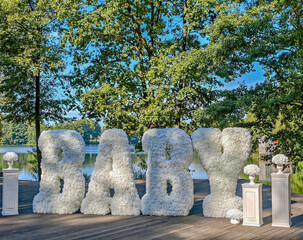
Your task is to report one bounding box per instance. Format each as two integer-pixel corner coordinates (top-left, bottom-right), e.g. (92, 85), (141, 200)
(33, 130), (86, 214)
(192, 128), (251, 218)
(141, 128), (194, 216)
(81, 129), (140, 215)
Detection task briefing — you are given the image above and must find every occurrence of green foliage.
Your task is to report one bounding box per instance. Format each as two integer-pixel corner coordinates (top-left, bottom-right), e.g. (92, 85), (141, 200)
(51, 118), (101, 143)
(238, 0), (303, 169)
(63, 0), (257, 146)
(132, 153), (147, 170)
(0, 0), (301, 175)
(196, 0), (303, 168)
(291, 161), (303, 194)
(0, 0), (72, 123)
(27, 125), (38, 145)
(0, 0), (77, 180)
(0, 118), (101, 145)
(190, 84), (253, 130)
(0, 121), (47, 145)
(27, 147), (39, 180)
(1, 122), (28, 145)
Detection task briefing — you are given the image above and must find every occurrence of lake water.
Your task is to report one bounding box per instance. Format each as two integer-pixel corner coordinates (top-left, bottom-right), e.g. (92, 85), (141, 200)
(0, 145), (208, 181)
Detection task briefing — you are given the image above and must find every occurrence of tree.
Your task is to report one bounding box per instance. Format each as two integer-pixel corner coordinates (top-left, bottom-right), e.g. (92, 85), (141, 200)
(64, 0), (257, 148)
(197, 0), (303, 168)
(64, 0), (174, 138)
(52, 118), (101, 143)
(190, 84), (254, 130)
(246, 0), (303, 168)
(1, 122), (28, 145)
(0, 0), (73, 180)
(72, 119), (101, 142)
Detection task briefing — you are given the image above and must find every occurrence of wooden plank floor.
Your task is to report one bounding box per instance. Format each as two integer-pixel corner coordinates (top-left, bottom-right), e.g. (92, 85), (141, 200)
(0, 179), (302, 240)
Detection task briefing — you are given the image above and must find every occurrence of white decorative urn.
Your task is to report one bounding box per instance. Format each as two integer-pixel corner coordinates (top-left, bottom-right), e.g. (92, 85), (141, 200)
(272, 154), (289, 174)
(3, 152), (18, 169)
(244, 164), (261, 184)
(226, 209), (243, 224)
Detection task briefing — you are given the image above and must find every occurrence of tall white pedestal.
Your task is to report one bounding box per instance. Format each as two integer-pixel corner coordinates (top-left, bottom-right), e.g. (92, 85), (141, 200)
(2, 169), (19, 216)
(242, 183), (263, 227)
(271, 173), (291, 227)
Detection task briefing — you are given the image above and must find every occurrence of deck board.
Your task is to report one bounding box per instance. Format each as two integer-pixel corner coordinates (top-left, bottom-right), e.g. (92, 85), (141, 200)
(0, 179), (302, 239)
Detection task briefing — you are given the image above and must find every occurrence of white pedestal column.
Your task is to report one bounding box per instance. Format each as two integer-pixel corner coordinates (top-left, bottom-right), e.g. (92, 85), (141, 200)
(242, 183), (263, 227)
(2, 169), (19, 216)
(271, 173), (291, 227)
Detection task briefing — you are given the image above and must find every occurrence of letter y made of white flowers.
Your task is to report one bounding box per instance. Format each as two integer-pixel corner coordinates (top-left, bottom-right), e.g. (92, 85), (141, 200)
(192, 128), (251, 218)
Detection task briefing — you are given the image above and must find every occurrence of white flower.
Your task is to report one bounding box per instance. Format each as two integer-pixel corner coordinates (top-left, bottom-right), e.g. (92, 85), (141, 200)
(3, 152), (18, 162)
(192, 127), (251, 218)
(33, 130), (86, 214)
(3, 151), (18, 169)
(272, 154), (289, 165)
(81, 129), (141, 216)
(244, 164), (260, 176)
(141, 128), (194, 216)
(226, 208), (243, 220)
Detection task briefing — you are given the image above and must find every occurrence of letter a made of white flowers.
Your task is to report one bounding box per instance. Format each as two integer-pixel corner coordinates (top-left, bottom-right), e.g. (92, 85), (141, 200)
(80, 129), (140, 215)
(141, 128), (194, 216)
(192, 128), (251, 218)
(33, 130), (86, 214)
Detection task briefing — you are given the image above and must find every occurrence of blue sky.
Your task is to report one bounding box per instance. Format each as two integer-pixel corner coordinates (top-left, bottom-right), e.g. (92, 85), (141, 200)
(223, 62), (265, 90)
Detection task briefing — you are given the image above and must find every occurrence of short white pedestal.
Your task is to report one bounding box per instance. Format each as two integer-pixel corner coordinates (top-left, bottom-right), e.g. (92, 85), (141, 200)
(242, 183), (263, 227)
(2, 169), (19, 216)
(271, 173), (291, 227)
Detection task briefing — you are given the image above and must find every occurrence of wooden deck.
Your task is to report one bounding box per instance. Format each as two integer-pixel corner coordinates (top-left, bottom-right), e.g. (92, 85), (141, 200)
(0, 179), (302, 240)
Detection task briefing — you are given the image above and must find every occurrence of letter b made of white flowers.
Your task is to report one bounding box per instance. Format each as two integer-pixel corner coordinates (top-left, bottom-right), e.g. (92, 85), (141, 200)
(80, 129), (141, 215)
(141, 128), (194, 216)
(33, 130), (86, 214)
(192, 128), (251, 218)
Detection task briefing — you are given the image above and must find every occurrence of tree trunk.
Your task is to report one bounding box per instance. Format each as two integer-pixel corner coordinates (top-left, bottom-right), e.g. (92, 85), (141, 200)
(175, 1), (187, 128)
(34, 24), (42, 182)
(35, 72), (42, 181)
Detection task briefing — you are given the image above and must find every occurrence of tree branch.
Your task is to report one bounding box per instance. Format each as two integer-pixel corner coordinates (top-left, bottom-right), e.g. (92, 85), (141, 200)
(14, 20), (29, 32)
